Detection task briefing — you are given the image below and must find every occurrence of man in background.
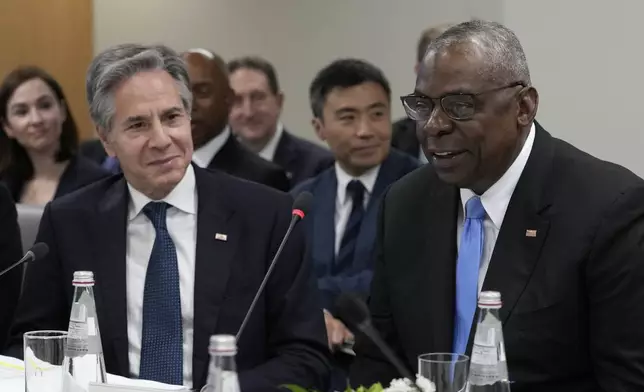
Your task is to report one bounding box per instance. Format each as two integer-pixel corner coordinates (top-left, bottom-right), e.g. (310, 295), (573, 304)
(182, 49), (290, 192)
(391, 23), (453, 163)
(79, 137), (121, 173)
(293, 59), (418, 389)
(228, 56), (334, 188)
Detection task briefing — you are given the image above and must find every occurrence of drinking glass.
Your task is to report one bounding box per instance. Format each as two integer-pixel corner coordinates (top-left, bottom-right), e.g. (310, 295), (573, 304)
(24, 330), (67, 392)
(417, 353), (469, 392)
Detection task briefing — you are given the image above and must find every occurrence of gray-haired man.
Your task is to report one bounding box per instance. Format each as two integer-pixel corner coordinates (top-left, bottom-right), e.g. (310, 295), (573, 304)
(7, 44), (330, 392)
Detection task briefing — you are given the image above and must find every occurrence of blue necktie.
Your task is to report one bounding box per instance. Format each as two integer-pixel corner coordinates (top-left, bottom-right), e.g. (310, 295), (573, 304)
(139, 202), (183, 385)
(335, 180), (365, 274)
(453, 196), (486, 355)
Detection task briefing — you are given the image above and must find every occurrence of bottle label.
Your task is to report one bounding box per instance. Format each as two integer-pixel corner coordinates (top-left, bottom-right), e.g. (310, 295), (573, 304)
(66, 320), (89, 356)
(471, 343), (498, 366)
(469, 328), (505, 385)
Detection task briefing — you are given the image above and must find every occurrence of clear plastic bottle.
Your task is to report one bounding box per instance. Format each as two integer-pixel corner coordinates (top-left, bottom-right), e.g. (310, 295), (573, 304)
(62, 271), (107, 390)
(202, 335), (241, 392)
(467, 291), (511, 392)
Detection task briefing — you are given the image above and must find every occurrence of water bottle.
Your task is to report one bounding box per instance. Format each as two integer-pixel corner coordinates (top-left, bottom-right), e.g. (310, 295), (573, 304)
(467, 291), (511, 392)
(62, 271), (107, 390)
(202, 335), (241, 392)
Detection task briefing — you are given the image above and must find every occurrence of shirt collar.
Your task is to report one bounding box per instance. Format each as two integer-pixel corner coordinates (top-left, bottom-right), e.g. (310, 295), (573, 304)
(257, 123), (284, 161)
(127, 164), (197, 221)
(460, 122), (536, 229)
(192, 127), (231, 168)
(335, 162), (381, 205)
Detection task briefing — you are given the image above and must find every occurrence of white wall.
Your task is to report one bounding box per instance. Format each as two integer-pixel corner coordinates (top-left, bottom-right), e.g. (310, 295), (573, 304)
(93, 0), (492, 144)
(94, 0), (643, 176)
(503, 0), (644, 176)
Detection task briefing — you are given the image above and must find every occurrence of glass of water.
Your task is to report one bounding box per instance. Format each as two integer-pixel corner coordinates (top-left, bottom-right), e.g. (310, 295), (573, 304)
(24, 330), (67, 392)
(418, 353), (469, 392)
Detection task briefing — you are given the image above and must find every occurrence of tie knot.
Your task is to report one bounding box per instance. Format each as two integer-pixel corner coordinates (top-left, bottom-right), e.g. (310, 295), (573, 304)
(347, 180), (365, 203)
(143, 202), (169, 230)
(465, 196), (485, 220)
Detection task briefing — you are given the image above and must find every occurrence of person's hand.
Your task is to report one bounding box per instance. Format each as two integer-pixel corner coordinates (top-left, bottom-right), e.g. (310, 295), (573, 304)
(323, 310), (354, 351)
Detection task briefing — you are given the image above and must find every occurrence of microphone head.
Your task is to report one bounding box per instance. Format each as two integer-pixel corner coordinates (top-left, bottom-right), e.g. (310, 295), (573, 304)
(292, 191), (313, 219)
(334, 292), (371, 331)
(29, 242), (49, 260)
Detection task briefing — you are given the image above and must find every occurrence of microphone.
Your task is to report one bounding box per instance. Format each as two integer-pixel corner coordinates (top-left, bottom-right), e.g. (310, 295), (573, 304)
(235, 192), (313, 340)
(335, 293), (421, 391)
(0, 242), (49, 278)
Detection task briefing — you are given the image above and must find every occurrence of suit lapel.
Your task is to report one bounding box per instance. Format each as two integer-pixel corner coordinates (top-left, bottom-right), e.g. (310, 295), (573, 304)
(354, 153), (403, 267)
(91, 177), (130, 376)
(481, 123), (554, 323)
(273, 131), (297, 178)
(192, 166), (240, 385)
(311, 169), (337, 276)
(208, 135), (238, 172)
(423, 179), (459, 352)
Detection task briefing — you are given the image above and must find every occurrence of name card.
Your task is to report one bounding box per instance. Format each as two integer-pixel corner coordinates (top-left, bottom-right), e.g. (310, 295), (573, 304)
(88, 382), (190, 392)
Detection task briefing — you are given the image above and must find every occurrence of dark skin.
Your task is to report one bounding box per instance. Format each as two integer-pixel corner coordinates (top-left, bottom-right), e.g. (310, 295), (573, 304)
(182, 51), (233, 149)
(415, 41), (539, 195)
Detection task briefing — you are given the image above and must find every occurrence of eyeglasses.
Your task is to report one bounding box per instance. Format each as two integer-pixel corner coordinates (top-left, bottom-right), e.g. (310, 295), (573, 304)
(400, 81), (526, 122)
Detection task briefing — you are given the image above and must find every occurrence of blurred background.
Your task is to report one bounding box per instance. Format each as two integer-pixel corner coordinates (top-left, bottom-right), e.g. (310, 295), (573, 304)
(1, 0), (642, 175)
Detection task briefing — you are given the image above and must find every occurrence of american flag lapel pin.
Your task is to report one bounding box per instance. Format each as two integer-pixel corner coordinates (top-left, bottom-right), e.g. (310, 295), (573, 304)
(525, 229), (537, 238)
(215, 233), (228, 241)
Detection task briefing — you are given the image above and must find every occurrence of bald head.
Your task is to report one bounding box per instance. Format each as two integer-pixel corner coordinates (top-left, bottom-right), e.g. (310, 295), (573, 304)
(182, 49), (233, 149)
(184, 49), (228, 79)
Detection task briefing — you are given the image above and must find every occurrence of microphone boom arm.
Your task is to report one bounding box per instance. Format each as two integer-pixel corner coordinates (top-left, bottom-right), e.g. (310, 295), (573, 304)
(235, 214), (300, 341)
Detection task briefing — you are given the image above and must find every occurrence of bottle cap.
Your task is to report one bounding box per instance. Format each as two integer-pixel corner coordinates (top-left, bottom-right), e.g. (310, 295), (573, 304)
(209, 334), (237, 354)
(478, 291), (502, 308)
(72, 271), (95, 286)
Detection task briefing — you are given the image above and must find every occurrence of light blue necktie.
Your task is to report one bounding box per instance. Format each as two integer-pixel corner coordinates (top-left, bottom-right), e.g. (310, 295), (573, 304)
(453, 196), (486, 355)
(139, 202), (183, 385)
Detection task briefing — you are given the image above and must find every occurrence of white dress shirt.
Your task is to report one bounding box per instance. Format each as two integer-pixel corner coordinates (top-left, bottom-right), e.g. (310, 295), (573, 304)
(257, 123), (284, 162)
(126, 165), (198, 388)
(457, 123), (536, 293)
(192, 127), (231, 168)
(334, 163), (380, 255)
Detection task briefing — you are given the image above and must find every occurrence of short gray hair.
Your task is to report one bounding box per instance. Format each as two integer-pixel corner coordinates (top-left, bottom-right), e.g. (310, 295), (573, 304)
(425, 20), (531, 86)
(86, 44), (192, 134)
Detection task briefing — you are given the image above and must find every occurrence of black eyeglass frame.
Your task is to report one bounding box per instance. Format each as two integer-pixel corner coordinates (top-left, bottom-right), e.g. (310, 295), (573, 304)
(400, 81), (527, 121)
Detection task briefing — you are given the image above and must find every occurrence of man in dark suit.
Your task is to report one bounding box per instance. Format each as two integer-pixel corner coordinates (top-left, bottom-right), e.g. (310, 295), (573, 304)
(0, 183), (22, 349)
(228, 56), (334, 188)
(351, 20), (644, 392)
(293, 59), (419, 390)
(182, 49), (289, 192)
(79, 138), (121, 173)
(78, 137), (107, 165)
(391, 23), (453, 163)
(9, 44), (330, 392)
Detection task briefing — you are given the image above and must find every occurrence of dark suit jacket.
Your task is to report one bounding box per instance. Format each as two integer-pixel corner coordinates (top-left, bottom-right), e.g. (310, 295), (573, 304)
(391, 117), (419, 159)
(1, 155), (109, 202)
(292, 149), (419, 311)
(208, 135), (290, 192)
(8, 166), (330, 391)
(351, 124), (644, 392)
(79, 138), (108, 166)
(273, 131), (334, 188)
(0, 183), (23, 350)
